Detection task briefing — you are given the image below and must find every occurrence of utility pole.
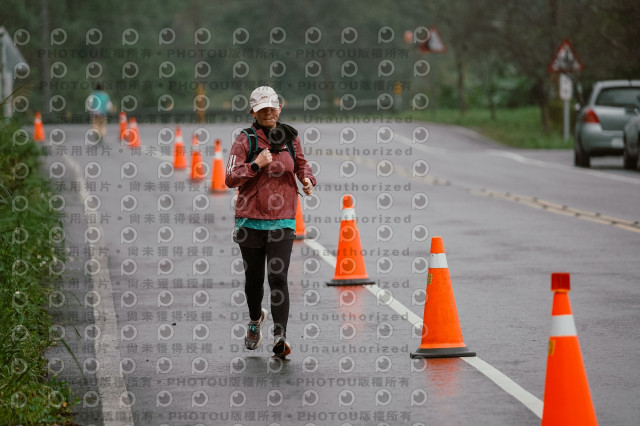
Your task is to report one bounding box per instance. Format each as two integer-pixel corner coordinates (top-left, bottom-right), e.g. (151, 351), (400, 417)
(40, 0), (51, 114)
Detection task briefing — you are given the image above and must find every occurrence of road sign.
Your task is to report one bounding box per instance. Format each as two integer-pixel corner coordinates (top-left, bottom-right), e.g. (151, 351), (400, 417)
(419, 26), (447, 53)
(559, 73), (573, 101)
(548, 39), (583, 73)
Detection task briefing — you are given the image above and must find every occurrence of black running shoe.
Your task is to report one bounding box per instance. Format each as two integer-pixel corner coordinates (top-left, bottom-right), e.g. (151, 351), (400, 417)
(273, 334), (291, 358)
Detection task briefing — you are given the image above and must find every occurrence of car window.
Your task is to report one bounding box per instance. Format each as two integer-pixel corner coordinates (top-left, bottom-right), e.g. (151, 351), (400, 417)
(595, 87), (640, 108)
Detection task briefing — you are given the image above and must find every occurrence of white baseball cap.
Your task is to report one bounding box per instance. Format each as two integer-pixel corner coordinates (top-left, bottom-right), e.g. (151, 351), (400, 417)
(249, 86), (280, 112)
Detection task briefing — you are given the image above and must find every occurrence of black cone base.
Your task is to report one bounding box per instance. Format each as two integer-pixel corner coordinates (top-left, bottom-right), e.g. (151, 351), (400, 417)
(410, 345), (476, 359)
(327, 278), (375, 286)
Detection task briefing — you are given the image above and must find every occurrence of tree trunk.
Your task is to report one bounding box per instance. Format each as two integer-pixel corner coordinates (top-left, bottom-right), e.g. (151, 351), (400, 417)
(539, 101), (550, 135)
(40, 0), (51, 114)
(488, 87), (496, 120)
(486, 62), (496, 120)
(455, 56), (467, 115)
(534, 77), (550, 134)
(320, 55), (335, 115)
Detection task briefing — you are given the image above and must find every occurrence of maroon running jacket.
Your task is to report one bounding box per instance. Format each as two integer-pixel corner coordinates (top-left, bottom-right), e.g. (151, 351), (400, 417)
(225, 122), (316, 220)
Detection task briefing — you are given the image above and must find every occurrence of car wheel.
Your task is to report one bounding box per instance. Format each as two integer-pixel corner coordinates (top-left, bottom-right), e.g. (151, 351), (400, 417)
(574, 144), (590, 168)
(637, 132), (640, 171)
(623, 134), (637, 170)
(574, 136), (590, 168)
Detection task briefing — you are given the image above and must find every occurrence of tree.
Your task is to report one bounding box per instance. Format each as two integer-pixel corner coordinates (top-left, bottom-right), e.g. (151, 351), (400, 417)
(494, 0), (560, 134)
(1, 0), (638, 126)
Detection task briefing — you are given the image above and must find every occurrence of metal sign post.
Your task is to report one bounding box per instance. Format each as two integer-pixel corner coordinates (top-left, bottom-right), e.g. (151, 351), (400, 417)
(559, 73), (573, 142)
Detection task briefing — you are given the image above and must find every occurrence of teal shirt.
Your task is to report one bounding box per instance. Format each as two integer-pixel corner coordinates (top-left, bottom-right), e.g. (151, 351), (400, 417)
(236, 218), (296, 231)
(89, 91), (111, 115)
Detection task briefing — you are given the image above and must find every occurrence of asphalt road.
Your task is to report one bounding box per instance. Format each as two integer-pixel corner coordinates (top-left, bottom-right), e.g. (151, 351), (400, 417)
(44, 119), (640, 426)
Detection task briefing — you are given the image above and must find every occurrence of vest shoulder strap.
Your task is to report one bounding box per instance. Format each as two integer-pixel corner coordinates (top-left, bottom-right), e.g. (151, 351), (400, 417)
(242, 127), (259, 163)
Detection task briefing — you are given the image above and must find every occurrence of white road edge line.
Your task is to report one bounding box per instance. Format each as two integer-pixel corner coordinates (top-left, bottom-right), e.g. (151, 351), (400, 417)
(304, 238), (544, 419)
(394, 132), (640, 185)
(486, 150), (640, 185)
(64, 154), (133, 426)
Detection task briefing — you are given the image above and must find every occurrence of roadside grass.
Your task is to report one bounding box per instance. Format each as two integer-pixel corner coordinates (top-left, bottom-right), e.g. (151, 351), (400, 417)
(406, 106), (572, 149)
(0, 120), (76, 424)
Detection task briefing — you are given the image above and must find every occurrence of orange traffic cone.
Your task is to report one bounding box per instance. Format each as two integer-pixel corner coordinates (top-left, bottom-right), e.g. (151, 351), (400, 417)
(410, 237), (475, 358)
(33, 112), (45, 142)
(541, 273), (597, 425)
(118, 112), (127, 142)
(173, 127), (187, 169)
(190, 134), (205, 181)
(295, 194), (306, 239)
(128, 118), (140, 148)
(210, 139), (228, 192)
(327, 194), (374, 286)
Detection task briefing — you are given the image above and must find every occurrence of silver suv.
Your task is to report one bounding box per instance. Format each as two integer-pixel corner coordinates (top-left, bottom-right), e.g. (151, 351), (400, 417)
(574, 80), (640, 168)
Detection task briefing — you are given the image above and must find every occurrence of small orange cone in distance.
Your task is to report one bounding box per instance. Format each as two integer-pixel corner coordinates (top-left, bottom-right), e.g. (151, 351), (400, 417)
(119, 111), (127, 142)
(128, 118), (140, 148)
(33, 112), (45, 142)
(210, 139), (228, 192)
(190, 134), (205, 181)
(327, 194), (374, 286)
(541, 273), (597, 426)
(411, 236), (475, 358)
(295, 194), (306, 239)
(173, 127), (187, 169)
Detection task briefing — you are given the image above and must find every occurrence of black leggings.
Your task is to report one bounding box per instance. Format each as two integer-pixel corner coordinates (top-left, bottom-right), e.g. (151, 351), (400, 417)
(238, 230), (294, 337)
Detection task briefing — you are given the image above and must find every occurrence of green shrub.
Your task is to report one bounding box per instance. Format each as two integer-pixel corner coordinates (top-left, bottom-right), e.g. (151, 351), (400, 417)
(0, 120), (75, 424)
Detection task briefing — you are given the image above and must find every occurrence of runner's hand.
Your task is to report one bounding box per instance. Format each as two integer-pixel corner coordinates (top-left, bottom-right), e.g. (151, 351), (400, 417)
(302, 178), (313, 196)
(254, 149), (272, 168)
